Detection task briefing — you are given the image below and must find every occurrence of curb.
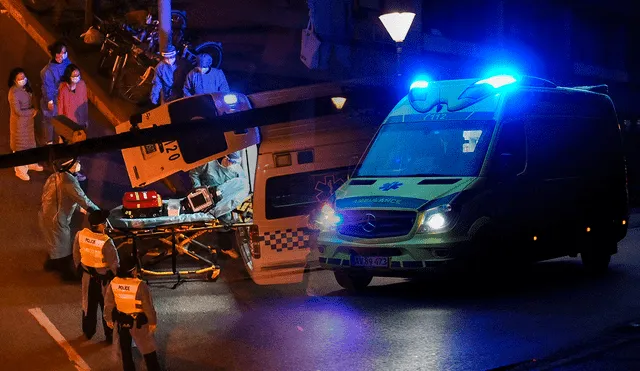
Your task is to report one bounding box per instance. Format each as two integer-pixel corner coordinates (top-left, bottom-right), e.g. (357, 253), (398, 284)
(0, 0), (126, 127)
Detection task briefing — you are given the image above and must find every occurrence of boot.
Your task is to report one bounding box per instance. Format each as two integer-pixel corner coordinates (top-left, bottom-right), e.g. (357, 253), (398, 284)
(143, 351), (161, 371)
(60, 256), (80, 282)
(28, 163), (44, 172)
(14, 166), (29, 181)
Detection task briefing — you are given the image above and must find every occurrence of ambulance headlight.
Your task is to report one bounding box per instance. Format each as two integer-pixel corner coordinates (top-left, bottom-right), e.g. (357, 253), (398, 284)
(314, 203), (342, 231)
(418, 204), (456, 234)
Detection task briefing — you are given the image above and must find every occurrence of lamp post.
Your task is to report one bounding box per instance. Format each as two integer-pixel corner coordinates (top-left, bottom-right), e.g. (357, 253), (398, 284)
(379, 12), (416, 77)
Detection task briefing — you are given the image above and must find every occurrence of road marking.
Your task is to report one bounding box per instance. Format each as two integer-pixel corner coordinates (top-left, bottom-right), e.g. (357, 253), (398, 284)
(28, 307), (91, 371)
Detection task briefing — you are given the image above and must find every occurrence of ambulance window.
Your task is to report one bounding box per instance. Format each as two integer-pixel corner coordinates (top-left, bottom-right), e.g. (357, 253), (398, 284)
(265, 167), (350, 219)
(492, 122), (526, 174)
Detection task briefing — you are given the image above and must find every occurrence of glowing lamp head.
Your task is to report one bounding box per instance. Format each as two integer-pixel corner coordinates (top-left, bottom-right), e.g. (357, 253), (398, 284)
(425, 213), (447, 230)
(410, 80), (429, 90)
(223, 94), (238, 105)
(379, 12), (416, 43)
(475, 75), (517, 89)
(331, 97), (347, 110)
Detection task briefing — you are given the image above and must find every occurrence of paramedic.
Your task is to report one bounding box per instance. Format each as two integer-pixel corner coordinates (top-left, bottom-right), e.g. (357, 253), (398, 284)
(149, 44), (182, 194)
(40, 158), (99, 280)
(188, 151), (249, 221)
(182, 53), (230, 97)
(73, 209), (118, 343)
(105, 254), (161, 371)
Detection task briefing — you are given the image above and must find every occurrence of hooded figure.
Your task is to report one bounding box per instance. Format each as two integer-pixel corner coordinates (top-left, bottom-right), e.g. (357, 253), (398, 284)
(40, 41), (71, 144)
(188, 151), (249, 220)
(40, 158), (99, 280)
(150, 45), (180, 105)
(182, 53), (230, 97)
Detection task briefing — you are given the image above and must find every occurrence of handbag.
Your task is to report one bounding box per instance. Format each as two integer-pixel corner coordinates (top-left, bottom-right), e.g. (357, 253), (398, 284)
(300, 18), (322, 69)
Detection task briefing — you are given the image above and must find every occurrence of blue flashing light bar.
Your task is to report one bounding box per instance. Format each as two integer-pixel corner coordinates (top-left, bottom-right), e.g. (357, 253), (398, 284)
(223, 94), (239, 105)
(410, 80), (429, 90)
(474, 75), (517, 88)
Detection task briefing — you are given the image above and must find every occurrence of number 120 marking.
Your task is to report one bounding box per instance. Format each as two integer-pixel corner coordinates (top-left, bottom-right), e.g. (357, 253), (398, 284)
(163, 141), (181, 161)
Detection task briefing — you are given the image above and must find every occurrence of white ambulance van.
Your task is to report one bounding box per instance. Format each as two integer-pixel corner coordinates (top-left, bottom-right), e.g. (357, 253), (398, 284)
(316, 75), (629, 291)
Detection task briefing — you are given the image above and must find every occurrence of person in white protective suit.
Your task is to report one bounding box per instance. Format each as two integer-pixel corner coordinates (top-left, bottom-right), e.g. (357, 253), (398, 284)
(188, 151), (249, 222)
(40, 158), (99, 280)
(182, 53), (229, 97)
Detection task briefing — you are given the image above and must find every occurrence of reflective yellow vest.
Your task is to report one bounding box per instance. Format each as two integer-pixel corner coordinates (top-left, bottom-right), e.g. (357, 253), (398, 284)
(111, 277), (143, 314)
(79, 228), (110, 268)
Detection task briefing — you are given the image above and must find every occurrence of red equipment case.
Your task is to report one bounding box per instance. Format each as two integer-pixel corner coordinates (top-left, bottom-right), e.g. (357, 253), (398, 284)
(122, 191), (164, 219)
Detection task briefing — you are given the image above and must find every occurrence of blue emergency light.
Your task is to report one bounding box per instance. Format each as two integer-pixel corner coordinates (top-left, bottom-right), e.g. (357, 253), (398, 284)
(474, 75), (517, 88)
(410, 80), (429, 90)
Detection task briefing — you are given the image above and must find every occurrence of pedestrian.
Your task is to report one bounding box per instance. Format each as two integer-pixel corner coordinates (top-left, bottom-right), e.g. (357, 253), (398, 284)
(58, 64), (89, 129)
(7, 67), (43, 180)
(73, 209), (118, 343)
(182, 53), (229, 97)
(58, 64), (89, 181)
(105, 253), (161, 371)
(40, 158), (99, 281)
(40, 41), (71, 145)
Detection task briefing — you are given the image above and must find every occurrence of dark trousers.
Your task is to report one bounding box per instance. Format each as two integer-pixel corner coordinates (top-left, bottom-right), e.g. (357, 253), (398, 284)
(82, 275), (112, 341)
(118, 325), (161, 371)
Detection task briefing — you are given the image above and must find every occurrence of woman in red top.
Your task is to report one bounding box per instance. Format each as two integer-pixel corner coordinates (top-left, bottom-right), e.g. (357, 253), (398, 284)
(57, 64), (89, 129)
(58, 64), (88, 181)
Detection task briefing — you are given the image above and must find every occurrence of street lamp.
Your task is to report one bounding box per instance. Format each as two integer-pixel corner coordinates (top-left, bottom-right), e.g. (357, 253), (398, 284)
(379, 12), (415, 76)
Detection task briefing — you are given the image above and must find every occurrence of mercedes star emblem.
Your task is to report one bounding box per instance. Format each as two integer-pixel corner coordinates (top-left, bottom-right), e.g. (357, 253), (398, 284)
(362, 213), (377, 233)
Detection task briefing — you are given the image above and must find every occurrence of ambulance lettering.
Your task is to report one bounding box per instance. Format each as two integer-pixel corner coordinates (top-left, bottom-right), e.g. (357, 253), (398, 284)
(423, 113), (447, 120)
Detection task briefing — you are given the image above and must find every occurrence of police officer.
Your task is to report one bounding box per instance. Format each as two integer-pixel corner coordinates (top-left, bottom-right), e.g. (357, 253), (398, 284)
(73, 209), (118, 343)
(104, 254), (161, 371)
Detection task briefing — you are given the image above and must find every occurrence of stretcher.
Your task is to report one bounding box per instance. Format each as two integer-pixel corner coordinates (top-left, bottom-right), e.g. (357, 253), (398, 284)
(107, 198), (253, 286)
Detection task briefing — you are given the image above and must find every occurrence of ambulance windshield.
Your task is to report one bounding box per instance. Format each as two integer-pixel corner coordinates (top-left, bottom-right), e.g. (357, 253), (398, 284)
(355, 120), (496, 177)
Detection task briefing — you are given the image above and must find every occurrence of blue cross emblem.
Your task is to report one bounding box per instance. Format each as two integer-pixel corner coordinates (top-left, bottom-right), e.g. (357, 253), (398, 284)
(379, 182), (403, 191)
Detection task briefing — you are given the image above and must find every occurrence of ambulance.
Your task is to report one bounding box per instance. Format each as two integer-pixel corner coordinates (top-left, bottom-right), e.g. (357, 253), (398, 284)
(316, 74), (629, 291)
(116, 85), (388, 285)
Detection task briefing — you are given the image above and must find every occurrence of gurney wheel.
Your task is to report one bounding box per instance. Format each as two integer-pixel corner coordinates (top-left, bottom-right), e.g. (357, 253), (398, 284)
(203, 269), (221, 282)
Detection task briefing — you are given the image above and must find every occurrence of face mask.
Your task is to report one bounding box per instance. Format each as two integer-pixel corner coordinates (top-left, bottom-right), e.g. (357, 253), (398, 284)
(16, 78), (27, 87)
(62, 52), (68, 60)
(199, 67), (210, 74)
(71, 77), (80, 84)
(165, 57), (176, 65)
(72, 163), (81, 173)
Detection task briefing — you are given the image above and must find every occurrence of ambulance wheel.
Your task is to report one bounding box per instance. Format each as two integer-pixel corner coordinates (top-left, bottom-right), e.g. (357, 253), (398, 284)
(334, 270), (372, 293)
(581, 249), (611, 275)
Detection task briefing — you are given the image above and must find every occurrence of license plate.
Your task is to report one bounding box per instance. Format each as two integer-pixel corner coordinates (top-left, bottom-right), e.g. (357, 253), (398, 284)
(350, 255), (389, 268)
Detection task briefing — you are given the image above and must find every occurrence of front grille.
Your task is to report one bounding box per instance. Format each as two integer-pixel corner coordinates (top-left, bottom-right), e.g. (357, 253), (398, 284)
(338, 210), (417, 238)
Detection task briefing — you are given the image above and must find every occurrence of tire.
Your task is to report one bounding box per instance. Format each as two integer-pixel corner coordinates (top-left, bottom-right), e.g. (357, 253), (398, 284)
(581, 249), (612, 275)
(194, 42), (223, 69)
(171, 10), (187, 30)
(118, 65), (154, 105)
(334, 270), (372, 293)
(235, 227), (254, 275)
(22, 0), (56, 13)
(109, 55), (125, 95)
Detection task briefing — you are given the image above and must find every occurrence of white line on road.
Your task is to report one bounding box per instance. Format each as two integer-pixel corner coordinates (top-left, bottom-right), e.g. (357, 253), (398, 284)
(28, 307), (91, 371)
